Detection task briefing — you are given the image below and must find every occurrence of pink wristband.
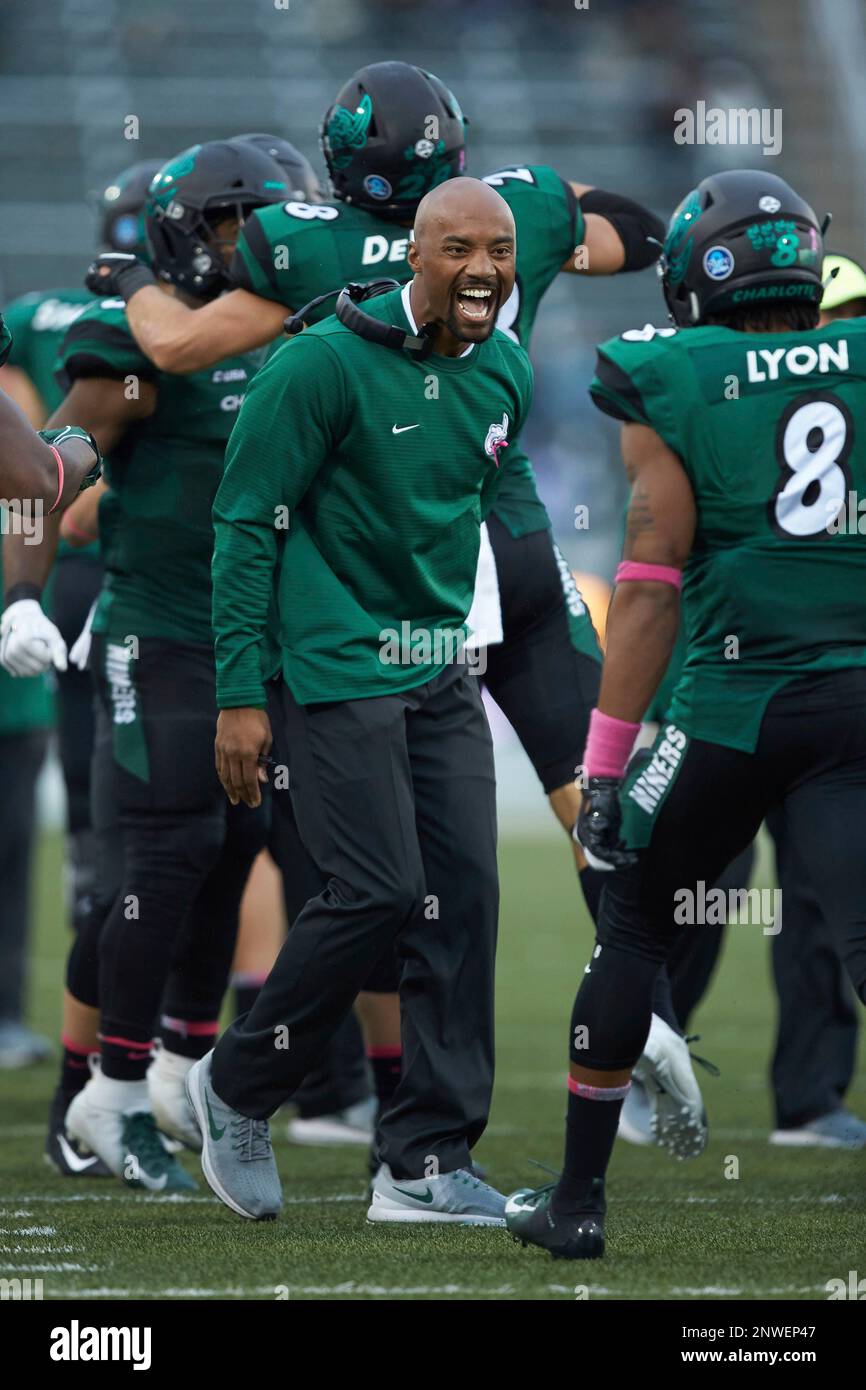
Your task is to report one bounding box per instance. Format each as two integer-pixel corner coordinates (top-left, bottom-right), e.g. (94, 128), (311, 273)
(584, 707), (640, 779)
(46, 445), (64, 515)
(615, 560), (682, 589)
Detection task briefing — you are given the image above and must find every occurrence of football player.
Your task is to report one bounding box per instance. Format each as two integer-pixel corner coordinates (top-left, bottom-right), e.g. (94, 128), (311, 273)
(0, 162), (160, 1148)
(506, 170), (866, 1259)
(4, 139), (289, 1188)
(85, 62), (703, 1155)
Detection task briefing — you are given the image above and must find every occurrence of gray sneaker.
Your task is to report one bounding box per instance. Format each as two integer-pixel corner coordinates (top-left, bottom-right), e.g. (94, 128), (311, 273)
(367, 1163), (506, 1225)
(0, 1021), (52, 1069)
(185, 1051), (282, 1220)
(769, 1108), (866, 1151)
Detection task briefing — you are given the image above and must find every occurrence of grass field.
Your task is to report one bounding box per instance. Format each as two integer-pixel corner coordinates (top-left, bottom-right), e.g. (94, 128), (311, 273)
(2, 830), (864, 1302)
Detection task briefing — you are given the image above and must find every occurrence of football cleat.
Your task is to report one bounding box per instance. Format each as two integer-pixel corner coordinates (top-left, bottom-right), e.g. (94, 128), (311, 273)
(44, 1088), (112, 1178)
(367, 1163), (506, 1225)
(505, 1179), (605, 1260)
(632, 1014), (708, 1159)
(186, 1051), (282, 1221)
(148, 1044), (202, 1151)
(66, 1076), (197, 1191)
(617, 1074), (654, 1146)
(287, 1095), (376, 1148)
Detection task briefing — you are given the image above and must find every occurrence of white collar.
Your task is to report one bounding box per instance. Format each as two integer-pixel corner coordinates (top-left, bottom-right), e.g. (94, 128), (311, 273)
(401, 280), (474, 356)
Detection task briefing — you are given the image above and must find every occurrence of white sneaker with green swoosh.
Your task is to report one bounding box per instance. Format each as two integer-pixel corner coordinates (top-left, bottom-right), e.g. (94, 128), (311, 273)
(367, 1163), (506, 1225)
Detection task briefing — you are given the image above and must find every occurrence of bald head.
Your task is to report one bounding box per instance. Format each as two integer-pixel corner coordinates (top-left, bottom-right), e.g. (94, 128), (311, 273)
(407, 177), (517, 352)
(414, 176), (515, 249)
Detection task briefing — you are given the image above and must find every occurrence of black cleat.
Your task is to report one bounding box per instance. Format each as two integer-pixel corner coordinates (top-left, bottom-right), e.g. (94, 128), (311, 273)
(505, 1179), (605, 1260)
(44, 1088), (112, 1178)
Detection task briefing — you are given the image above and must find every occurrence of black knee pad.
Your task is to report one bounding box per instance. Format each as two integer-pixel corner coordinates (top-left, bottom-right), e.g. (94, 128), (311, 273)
(66, 828), (98, 935)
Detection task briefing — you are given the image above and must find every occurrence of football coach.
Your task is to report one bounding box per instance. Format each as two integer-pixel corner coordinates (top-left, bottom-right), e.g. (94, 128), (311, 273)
(187, 178), (533, 1226)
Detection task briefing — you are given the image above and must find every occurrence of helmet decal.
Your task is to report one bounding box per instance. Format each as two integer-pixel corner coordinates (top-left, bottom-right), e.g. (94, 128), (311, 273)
(663, 189), (703, 287)
(148, 146), (201, 209)
(325, 93), (374, 170)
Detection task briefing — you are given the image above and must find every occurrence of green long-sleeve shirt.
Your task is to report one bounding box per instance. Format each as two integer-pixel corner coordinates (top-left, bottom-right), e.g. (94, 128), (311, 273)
(212, 285), (533, 707)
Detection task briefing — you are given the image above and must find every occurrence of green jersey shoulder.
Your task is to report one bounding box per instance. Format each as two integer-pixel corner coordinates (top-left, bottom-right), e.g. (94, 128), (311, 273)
(3, 288), (91, 413)
(56, 297), (158, 390)
(592, 317), (866, 751)
(481, 165), (583, 346)
(231, 198), (414, 313)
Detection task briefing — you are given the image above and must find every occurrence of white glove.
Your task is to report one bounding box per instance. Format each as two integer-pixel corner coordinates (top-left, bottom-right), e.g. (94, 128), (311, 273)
(69, 599), (97, 671)
(0, 598), (68, 676)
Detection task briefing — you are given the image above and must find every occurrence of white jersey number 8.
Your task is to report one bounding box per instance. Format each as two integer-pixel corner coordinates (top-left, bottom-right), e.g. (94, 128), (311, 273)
(771, 394), (853, 538)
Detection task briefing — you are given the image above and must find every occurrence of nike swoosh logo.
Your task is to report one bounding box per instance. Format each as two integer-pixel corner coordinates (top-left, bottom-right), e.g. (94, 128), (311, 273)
(137, 1171), (168, 1191)
(392, 1184), (434, 1204)
(57, 1133), (99, 1172)
(392, 424), (420, 434)
(205, 1091), (226, 1141)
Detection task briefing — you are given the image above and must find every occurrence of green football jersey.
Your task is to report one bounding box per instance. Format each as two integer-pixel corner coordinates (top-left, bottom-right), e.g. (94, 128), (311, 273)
(4, 287), (99, 566)
(213, 285), (533, 708)
(230, 165), (583, 538)
(56, 297), (267, 646)
(592, 318), (866, 752)
(4, 288), (92, 414)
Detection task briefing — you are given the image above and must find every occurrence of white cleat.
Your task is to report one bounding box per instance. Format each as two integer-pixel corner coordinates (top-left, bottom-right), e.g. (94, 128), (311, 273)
(617, 1074), (654, 1146)
(367, 1163), (506, 1225)
(148, 1045), (202, 1151)
(632, 1014), (708, 1160)
(287, 1095), (376, 1147)
(65, 1077), (130, 1178)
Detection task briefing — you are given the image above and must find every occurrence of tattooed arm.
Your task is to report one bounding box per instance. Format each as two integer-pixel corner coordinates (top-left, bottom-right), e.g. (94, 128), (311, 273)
(598, 422), (696, 723)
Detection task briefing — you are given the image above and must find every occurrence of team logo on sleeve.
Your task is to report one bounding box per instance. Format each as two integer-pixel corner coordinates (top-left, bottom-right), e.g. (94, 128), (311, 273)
(484, 413), (510, 468)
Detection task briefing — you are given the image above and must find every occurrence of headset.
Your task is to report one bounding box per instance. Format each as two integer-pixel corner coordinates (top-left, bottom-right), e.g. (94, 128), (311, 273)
(284, 279), (435, 358)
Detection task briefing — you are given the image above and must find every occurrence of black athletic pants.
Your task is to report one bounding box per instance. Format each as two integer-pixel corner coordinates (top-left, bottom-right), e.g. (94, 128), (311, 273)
(0, 729), (48, 1021)
(575, 670), (866, 1075)
(267, 742), (369, 1118)
(80, 635), (267, 1073)
(212, 665), (499, 1179)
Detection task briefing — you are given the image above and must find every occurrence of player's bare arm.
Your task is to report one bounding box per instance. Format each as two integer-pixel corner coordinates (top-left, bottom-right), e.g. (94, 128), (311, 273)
(0, 363), (44, 424)
(1, 377), (155, 675)
(122, 285), (287, 374)
(561, 181), (664, 276)
(60, 476), (107, 547)
(599, 421), (696, 724)
(0, 391), (98, 514)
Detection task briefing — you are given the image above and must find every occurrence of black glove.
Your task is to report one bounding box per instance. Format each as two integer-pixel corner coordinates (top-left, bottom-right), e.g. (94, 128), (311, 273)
(85, 253), (156, 302)
(574, 776), (638, 871)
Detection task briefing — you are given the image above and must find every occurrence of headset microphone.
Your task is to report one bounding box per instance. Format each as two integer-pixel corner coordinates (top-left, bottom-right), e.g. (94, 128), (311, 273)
(284, 279), (435, 358)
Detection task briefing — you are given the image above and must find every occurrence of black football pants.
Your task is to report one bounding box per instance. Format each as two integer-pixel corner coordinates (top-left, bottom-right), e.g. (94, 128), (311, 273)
(573, 669), (866, 1073)
(78, 635), (267, 1076)
(212, 664), (499, 1180)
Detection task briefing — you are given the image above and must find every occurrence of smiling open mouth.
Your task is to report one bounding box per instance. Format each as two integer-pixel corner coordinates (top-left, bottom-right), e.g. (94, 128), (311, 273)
(454, 285), (496, 323)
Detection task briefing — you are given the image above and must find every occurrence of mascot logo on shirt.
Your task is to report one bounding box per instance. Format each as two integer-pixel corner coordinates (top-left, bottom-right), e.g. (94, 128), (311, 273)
(484, 412), (510, 468)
